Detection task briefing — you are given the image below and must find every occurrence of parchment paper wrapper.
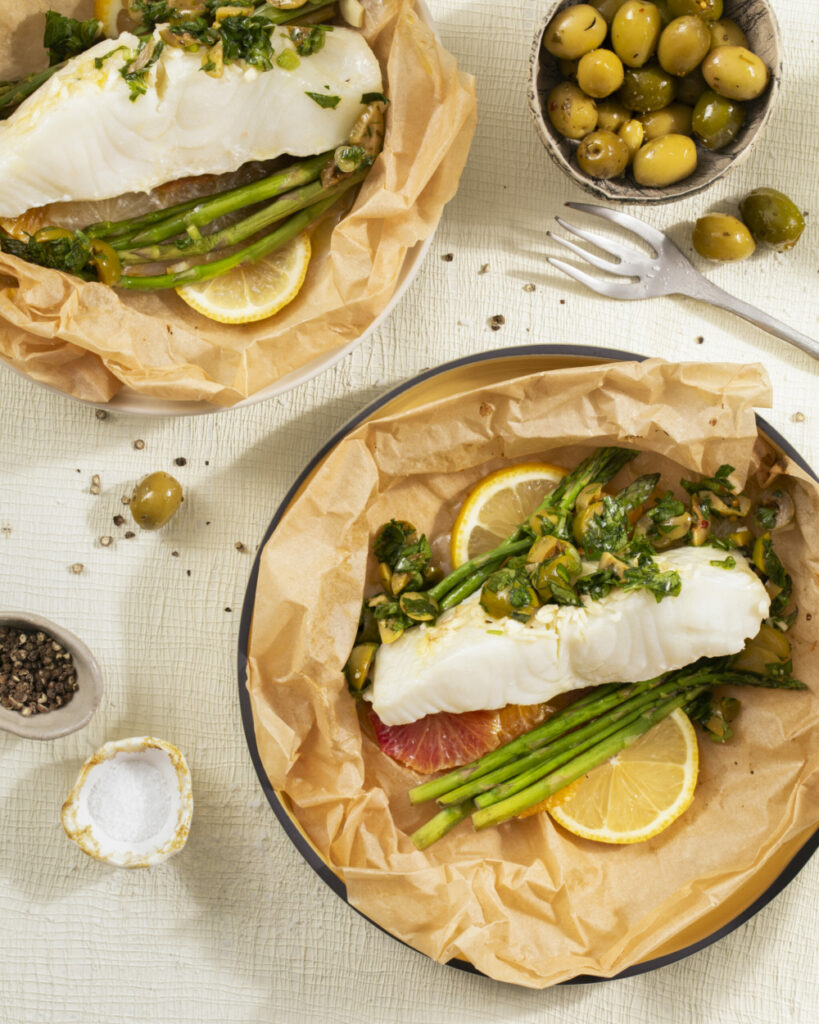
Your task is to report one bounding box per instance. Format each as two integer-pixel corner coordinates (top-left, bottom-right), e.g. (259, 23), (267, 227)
(247, 358), (819, 987)
(0, 0), (476, 406)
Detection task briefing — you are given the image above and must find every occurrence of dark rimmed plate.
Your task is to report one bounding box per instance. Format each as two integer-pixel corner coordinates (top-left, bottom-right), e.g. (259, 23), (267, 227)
(237, 344), (818, 984)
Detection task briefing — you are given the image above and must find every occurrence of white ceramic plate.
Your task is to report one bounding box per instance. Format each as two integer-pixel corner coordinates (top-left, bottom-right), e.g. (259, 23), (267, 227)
(0, 0), (437, 417)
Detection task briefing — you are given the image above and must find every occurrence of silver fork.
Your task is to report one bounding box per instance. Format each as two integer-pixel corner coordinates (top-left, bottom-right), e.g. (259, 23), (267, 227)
(547, 202), (819, 363)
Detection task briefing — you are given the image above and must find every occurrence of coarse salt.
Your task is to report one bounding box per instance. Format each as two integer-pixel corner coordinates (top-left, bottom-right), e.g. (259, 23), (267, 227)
(87, 757), (172, 844)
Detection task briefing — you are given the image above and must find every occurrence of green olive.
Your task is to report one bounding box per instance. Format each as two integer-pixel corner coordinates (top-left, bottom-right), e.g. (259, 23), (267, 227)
(345, 643), (378, 693)
(592, 0), (630, 23)
(596, 96), (630, 131)
(676, 67), (707, 105)
(709, 17), (747, 49)
(657, 16), (711, 75)
(691, 89), (745, 149)
(632, 133), (697, 186)
(701, 46), (769, 101)
(611, 1), (662, 68)
(668, 0), (722, 21)
(572, 499), (604, 544)
(739, 188), (806, 251)
(639, 103), (692, 139)
(480, 572), (539, 622)
(577, 48), (625, 98)
(543, 4), (608, 59)
(620, 64), (677, 112)
(692, 214), (756, 261)
(732, 622), (791, 676)
(130, 471), (183, 530)
(576, 130), (630, 178)
(653, 0), (673, 25)
(546, 81), (598, 139)
(618, 118), (644, 159)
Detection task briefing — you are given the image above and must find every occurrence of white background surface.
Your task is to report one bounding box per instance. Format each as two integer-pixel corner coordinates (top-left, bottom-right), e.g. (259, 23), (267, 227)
(1, 1), (817, 1021)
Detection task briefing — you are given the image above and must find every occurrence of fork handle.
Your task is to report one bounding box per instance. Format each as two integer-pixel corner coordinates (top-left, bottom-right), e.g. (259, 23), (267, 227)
(683, 277), (819, 362)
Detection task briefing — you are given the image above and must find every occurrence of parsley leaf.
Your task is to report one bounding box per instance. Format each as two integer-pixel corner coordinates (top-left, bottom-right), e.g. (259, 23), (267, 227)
(305, 91), (340, 108)
(43, 10), (102, 66)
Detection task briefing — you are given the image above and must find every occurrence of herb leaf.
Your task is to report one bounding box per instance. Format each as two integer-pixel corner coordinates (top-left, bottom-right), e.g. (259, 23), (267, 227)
(43, 10), (102, 66)
(305, 91), (341, 109)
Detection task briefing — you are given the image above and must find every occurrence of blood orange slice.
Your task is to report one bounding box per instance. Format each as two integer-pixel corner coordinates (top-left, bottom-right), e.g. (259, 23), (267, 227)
(369, 708), (501, 774)
(369, 702), (553, 774)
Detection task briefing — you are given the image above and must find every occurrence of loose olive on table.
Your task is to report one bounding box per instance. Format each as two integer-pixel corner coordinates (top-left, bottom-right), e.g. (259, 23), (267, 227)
(130, 472), (184, 530)
(701, 45), (769, 101)
(692, 213), (756, 261)
(543, 4), (608, 58)
(739, 188), (806, 251)
(632, 133), (697, 186)
(576, 129), (630, 177)
(691, 89), (744, 149)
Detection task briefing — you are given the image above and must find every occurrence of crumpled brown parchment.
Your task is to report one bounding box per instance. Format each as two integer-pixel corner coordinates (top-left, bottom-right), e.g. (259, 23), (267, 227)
(0, 0), (476, 405)
(246, 358), (819, 987)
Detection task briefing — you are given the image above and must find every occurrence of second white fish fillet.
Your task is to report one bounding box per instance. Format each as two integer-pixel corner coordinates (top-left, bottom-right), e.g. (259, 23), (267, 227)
(367, 546), (770, 726)
(0, 26), (382, 217)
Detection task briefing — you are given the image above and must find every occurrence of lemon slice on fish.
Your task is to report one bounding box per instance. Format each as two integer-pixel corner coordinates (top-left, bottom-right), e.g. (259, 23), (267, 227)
(543, 709), (699, 844)
(175, 232), (311, 325)
(450, 462), (567, 568)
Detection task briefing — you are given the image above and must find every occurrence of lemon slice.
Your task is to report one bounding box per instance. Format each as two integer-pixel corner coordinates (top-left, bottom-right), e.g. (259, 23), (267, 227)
(450, 462), (567, 567)
(175, 232), (311, 324)
(545, 709), (699, 844)
(94, 0), (134, 38)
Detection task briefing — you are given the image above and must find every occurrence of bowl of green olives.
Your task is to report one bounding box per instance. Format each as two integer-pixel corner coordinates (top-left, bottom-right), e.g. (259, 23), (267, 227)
(528, 0), (782, 202)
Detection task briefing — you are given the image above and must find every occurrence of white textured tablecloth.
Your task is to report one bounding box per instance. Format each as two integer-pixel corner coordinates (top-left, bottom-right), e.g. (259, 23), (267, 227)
(1, 2), (817, 1021)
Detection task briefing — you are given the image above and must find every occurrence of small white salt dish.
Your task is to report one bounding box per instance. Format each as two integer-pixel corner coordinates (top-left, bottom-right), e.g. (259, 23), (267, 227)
(61, 736), (193, 868)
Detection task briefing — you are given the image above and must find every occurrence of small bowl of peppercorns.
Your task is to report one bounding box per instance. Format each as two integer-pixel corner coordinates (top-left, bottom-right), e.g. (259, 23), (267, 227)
(0, 612), (103, 740)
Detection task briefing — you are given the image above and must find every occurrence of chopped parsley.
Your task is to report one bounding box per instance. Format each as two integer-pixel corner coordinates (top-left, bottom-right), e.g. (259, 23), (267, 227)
(362, 91), (388, 104)
(43, 10), (102, 66)
(710, 555), (737, 570)
(288, 25), (329, 57)
(121, 39), (165, 102)
(306, 91), (340, 108)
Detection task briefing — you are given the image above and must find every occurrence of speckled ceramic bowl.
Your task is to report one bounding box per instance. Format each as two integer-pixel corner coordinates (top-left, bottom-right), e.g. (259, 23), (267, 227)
(0, 611), (103, 740)
(528, 0), (782, 204)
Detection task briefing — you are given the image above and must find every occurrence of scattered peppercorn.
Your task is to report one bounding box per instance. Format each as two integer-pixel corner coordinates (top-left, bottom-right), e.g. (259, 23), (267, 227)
(0, 626), (78, 716)
(113, 515), (125, 527)
(171, 551), (179, 558)
(235, 542), (246, 552)
(792, 412), (805, 423)
(133, 439), (145, 450)
(441, 253), (454, 262)
(95, 409), (108, 421)
(99, 536), (113, 547)
(523, 283), (536, 292)
(90, 474), (101, 495)
(70, 563), (84, 574)
(224, 607), (232, 613)
(488, 314), (505, 331)
(124, 531), (135, 539)
(696, 335), (705, 345)
(479, 263), (489, 274)
(174, 457), (187, 466)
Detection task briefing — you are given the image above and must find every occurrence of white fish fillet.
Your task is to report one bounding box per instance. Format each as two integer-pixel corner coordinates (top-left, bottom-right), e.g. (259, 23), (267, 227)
(367, 546), (770, 726)
(0, 27), (382, 217)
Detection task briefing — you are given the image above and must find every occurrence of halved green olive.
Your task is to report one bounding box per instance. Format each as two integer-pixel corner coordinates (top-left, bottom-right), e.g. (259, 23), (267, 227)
(573, 500), (605, 544)
(89, 239), (122, 286)
(598, 551), (630, 578)
(732, 622), (791, 675)
(32, 227), (75, 243)
(754, 488), (795, 531)
(390, 569), (423, 595)
(398, 591), (439, 622)
(529, 509), (566, 538)
(377, 561), (393, 594)
(480, 570), (539, 622)
(130, 471), (183, 530)
(527, 534), (561, 566)
(689, 495), (711, 545)
(345, 643), (378, 693)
